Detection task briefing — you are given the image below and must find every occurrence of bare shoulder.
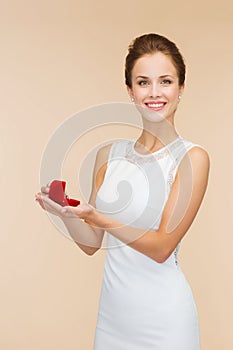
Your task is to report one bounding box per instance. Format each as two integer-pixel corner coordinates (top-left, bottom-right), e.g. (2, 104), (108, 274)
(176, 145), (210, 191)
(188, 146), (210, 172)
(96, 143), (112, 163)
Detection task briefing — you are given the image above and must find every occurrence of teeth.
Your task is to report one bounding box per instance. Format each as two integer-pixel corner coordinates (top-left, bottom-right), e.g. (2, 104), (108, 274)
(147, 103), (164, 108)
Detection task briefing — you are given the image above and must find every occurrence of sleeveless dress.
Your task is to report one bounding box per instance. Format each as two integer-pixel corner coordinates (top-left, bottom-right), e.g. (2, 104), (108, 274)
(94, 136), (201, 350)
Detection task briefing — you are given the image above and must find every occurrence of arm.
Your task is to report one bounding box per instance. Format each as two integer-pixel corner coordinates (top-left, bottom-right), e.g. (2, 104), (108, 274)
(72, 147), (210, 262)
(36, 143), (112, 255)
(63, 143), (112, 255)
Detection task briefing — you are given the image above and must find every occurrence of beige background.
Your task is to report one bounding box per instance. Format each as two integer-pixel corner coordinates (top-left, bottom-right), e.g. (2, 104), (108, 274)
(1, 0), (233, 349)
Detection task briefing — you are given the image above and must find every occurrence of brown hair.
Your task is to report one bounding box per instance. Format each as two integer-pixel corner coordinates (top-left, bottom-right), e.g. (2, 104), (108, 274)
(125, 33), (186, 88)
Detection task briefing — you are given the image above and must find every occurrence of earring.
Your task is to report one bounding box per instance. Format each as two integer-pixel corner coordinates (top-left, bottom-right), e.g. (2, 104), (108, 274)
(131, 96), (134, 102)
(178, 95), (181, 100)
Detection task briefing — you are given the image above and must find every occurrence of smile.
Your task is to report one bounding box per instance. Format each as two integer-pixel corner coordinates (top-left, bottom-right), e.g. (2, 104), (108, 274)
(145, 102), (166, 111)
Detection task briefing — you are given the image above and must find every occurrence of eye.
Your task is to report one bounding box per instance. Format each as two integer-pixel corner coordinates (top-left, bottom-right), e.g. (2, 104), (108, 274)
(138, 80), (149, 86)
(161, 79), (172, 85)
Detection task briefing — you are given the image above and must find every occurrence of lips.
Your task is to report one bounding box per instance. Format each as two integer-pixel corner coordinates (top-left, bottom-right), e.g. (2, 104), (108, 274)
(49, 180), (80, 207)
(145, 101), (166, 111)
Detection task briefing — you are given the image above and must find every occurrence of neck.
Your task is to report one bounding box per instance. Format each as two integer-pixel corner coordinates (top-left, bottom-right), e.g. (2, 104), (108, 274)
(139, 118), (179, 150)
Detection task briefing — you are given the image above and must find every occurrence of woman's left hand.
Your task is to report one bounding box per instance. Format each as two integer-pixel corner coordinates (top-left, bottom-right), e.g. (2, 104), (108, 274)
(60, 203), (95, 221)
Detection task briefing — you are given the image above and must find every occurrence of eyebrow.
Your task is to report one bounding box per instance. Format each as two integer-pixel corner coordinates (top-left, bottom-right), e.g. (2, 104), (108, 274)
(136, 74), (174, 79)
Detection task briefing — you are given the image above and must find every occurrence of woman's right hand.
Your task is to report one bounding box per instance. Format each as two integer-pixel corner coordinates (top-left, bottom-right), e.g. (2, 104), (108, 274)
(35, 183), (64, 217)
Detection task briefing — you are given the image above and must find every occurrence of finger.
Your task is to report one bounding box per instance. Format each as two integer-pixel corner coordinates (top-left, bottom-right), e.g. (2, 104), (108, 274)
(35, 193), (49, 210)
(36, 193), (62, 215)
(35, 194), (46, 210)
(41, 195), (61, 210)
(41, 184), (50, 194)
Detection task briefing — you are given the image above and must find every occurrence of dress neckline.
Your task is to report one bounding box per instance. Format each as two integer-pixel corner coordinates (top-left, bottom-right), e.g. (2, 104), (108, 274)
(131, 136), (182, 158)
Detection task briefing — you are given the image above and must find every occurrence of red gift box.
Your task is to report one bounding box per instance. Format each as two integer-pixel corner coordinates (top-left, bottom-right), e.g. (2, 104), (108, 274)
(48, 180), (80, 207)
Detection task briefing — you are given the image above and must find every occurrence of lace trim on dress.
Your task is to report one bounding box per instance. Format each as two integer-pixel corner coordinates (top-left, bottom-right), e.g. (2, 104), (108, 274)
(124, 137), (182, 165)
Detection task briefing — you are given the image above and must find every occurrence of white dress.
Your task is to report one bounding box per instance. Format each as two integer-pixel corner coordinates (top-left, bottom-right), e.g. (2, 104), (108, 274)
(94, 136), (201, 350)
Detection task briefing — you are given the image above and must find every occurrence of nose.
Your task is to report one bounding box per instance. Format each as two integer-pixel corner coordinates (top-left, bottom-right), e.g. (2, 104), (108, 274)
(149, 82), (161, 98)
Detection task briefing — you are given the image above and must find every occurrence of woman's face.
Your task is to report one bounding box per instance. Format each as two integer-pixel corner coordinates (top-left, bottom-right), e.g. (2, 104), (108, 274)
(127, 52), (184, 123)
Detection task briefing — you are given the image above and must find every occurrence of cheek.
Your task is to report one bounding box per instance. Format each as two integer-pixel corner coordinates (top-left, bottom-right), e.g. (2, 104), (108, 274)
(166, 89), (179, 102)
(134, 87), (147, 98)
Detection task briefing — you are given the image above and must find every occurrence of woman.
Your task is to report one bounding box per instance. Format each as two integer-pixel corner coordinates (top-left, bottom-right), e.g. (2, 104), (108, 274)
(36, 33), (210, 349)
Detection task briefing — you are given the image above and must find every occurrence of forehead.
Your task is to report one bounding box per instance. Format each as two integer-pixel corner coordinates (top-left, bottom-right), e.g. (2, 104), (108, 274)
(132, 52), (178, 77)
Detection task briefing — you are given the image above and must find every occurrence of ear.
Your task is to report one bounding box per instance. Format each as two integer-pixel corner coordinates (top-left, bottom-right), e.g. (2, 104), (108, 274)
(127, 86), (134, 99)
(179, 84), (185, 96)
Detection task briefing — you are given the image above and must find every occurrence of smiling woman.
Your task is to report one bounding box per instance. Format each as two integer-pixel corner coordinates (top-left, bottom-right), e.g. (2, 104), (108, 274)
(125, 33), (186, 87)
(128, 52), (183, 123)
(36, 33), (210, 350)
